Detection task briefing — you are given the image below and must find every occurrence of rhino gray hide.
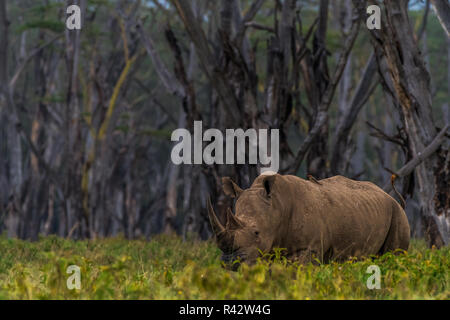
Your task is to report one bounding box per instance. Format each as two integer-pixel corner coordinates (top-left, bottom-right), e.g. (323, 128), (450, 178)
(207, 173), (410, 269)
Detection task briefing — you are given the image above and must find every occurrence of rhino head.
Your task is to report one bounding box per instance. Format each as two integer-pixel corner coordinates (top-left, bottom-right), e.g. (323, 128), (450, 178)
(207, 174), (281, 270)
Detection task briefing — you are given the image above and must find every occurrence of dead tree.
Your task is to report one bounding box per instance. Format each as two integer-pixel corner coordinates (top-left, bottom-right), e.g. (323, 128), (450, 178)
(370, 0), (449, 247)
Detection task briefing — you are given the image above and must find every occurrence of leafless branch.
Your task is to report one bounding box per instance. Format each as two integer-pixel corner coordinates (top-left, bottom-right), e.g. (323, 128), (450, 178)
(430, 0), (450, 37)
(287, 1), (364, 173)
(383, 124), (449, 192)
(366, 120), (406, 147)
(170, 0), (241, 123)
(417, 0), (430, 41)
(244, 22), (275, 33)
(136, 21), (185, 98)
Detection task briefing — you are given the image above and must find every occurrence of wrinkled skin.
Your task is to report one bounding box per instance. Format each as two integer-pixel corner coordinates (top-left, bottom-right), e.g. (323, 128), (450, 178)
(208, 173), (410, 270)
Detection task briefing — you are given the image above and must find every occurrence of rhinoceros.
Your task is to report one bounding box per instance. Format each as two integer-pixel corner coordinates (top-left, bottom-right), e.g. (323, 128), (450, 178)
(207, 172), (410, 269)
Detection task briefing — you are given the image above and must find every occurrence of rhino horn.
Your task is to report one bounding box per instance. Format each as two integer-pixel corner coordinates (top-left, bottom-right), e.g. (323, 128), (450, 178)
(226, 207), (243, 230)
(207, 197), (225, 235)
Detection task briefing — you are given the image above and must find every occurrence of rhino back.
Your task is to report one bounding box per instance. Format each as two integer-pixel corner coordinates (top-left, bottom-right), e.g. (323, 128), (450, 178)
(272, 175), (400, 261)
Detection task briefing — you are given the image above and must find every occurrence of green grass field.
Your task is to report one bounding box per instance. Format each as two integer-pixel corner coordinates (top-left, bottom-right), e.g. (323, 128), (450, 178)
(0, 235), (448, 299)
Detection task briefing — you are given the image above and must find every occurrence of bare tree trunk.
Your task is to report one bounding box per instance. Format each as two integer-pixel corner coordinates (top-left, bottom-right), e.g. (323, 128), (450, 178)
(371, 0), (449, 247)
(63, 0), (84, 237)
(0, 0), (22, 237)
(306, 0), (330, 179)
(163, 113), (184, 234)
(0, 5), (23, 196)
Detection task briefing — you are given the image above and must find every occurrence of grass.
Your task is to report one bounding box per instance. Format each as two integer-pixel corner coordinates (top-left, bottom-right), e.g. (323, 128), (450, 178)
(0, 235), (448, 299)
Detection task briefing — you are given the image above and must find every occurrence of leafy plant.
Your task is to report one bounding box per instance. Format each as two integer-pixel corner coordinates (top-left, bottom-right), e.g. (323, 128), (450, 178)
(0, 235), (448, 299)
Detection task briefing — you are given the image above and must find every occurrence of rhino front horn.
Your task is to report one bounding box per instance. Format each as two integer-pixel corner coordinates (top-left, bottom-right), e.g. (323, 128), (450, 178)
(207, 197), (225, 235)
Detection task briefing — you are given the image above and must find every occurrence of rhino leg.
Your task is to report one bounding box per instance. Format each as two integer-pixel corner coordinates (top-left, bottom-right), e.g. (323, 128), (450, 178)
(289, 250), (314, 265)
(378, 203), (410, 255)
(289, 247), (333, 265)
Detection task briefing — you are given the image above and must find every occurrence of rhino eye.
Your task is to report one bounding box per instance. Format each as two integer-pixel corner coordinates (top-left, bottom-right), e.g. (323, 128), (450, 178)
(254, 231), (260, 236)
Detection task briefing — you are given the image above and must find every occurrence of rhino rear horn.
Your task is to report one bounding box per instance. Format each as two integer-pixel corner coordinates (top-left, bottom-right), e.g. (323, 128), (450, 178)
(207, 197), (225, 235)
(222, 177), (243, 198)
(226, 207), (243, 230)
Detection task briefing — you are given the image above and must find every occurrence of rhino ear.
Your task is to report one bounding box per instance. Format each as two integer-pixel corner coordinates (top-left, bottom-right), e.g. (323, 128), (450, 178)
(263, 174), (276, 198)
(222, 177), (243, 198)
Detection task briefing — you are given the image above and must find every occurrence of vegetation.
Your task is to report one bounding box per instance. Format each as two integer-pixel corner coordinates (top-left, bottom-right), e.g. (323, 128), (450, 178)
(0, 235), (448, 299)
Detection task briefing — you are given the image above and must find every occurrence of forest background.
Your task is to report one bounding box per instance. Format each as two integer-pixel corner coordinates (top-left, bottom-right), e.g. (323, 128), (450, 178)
(0, 0), (448, 248)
